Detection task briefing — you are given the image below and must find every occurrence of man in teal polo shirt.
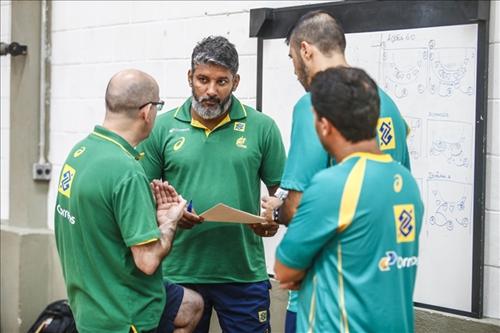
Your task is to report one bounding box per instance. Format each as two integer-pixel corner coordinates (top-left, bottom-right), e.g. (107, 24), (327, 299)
(275, 67), (423, 333)
(55, 69), (203, 333)
(260, 11), (412, 332)
(139, 36), (286, 333)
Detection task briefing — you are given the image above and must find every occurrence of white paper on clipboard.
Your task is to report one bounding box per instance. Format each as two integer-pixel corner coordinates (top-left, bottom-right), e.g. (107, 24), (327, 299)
(199, 203), (267, 224)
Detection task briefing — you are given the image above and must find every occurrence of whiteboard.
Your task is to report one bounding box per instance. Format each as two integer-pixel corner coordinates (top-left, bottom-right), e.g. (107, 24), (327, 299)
(261, 24), (479, 314)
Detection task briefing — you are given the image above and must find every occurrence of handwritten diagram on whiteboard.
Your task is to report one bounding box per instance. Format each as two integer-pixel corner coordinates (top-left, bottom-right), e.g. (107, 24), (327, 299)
(261, 23), (478, 313)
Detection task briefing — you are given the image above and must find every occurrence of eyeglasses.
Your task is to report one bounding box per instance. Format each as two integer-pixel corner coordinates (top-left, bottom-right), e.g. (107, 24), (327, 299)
(139, 100), (165, 111)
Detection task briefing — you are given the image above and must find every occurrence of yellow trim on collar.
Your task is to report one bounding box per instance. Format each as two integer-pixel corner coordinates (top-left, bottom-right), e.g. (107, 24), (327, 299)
(174, 106), (182, 118)
(191, 114), (231, 137)
(238, 99), (248, 117)
(92, 131), (136, 159)
(343, 152), (392, 163)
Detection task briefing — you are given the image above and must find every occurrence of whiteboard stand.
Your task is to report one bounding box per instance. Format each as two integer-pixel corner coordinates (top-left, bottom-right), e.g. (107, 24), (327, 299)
(250, 0), (490, 318)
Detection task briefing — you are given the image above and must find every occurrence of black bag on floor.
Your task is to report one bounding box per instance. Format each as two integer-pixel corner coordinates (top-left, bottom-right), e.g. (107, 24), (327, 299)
(27, 299), (78, 333)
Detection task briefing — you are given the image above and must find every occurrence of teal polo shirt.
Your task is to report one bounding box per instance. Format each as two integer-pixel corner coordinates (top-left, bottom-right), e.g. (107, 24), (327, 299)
(55, 126), (165, 333)
(277, 153), (424, 333)
(139, 95), (286, 283)
(281, 90), (411, 312)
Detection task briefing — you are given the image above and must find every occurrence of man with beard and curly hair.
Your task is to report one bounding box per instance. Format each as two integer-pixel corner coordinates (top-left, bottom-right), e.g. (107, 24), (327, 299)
(139, 36), (286, 333)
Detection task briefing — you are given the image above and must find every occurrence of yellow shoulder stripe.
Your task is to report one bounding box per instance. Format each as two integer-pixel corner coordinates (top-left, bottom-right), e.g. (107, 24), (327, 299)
(338, 157), (367, 232)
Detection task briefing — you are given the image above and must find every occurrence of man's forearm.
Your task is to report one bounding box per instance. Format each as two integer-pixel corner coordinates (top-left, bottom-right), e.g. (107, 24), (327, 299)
(131, 220), (178, 275)
(156, 220), (178, 258)
(278, 190), (303, 226)
(274, 259), (306, 284)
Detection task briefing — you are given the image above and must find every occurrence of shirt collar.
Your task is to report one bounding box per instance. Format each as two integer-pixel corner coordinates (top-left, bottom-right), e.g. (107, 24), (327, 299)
(174, 95), (247, 123)
(342, 152), (393, 163)
(92, 125), (144, 160)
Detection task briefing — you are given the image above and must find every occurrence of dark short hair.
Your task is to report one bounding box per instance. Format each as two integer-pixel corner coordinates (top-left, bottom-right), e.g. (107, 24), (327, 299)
(286, 10), (346, 55)
(310, 67), (380, 142)
(191, 36), (239, 75)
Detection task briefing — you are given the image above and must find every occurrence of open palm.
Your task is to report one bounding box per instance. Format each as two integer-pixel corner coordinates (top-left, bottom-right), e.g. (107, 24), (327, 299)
(151, 180), (186, 226)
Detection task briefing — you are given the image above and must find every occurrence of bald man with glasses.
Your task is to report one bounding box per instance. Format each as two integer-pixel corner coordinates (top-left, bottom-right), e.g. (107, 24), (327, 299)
(54, 69), (203, 333)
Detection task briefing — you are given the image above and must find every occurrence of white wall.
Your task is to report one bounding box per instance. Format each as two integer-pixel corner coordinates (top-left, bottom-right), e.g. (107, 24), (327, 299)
(0, 0), (498, 320)
(46, 0), (328, 229)
(0, 0), (11, 221)
(484, 0), (500, 319)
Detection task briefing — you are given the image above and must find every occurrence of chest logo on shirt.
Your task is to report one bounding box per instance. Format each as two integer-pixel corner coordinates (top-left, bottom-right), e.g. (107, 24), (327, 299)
(393, 174), (403, 193)
(73, 146), (86, 158)
(173, 137), (186, 151)
(234, 122), (246, 132)
(236, 136), (247, 149)
(377, 117), (396, 150)
(394, 204), (416, 243)
(58, 164), (76, 198)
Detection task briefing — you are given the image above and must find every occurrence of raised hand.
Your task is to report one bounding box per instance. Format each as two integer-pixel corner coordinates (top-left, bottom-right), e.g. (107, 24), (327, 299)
(151, 180), (186, 226)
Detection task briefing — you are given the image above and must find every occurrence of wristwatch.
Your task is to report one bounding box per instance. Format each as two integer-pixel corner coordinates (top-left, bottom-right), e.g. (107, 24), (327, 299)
(272, 188), (289, 222)
(273, 188), (289, 201)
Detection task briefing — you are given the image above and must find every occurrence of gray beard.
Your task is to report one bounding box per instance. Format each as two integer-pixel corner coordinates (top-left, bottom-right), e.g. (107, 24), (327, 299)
(192, 95), (232, 120)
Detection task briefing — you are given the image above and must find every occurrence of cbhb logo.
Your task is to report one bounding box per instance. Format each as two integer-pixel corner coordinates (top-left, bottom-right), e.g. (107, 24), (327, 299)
(394, 204), (416, 243)
(234, 122), (246, 132)
(58, 164), (76, 198)
(377, 117), (395, 150)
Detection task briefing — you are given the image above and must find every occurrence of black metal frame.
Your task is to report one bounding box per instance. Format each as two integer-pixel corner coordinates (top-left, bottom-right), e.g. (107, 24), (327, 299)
(250, 0), (490, 319)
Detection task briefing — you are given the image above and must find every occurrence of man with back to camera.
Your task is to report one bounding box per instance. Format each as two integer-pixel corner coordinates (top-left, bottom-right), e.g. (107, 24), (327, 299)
(275, 66), (424, 332)
(54, 69), (203, 333)
(139, 36), (286, 333)
(260, 11), (412, 332)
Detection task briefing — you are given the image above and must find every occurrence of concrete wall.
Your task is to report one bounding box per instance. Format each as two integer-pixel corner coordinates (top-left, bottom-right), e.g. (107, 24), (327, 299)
(0, 0), (499, 330)
(1, 0), (11, 222)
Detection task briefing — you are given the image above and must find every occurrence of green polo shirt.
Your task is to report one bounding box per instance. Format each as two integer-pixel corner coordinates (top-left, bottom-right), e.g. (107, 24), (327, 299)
(277, 153), (423, 333)
(55, 126), (165, 333)
(139, 95), (286, 283)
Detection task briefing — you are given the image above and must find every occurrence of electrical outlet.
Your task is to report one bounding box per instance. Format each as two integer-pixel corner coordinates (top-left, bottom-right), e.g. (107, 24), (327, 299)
(33, 162), (52, 181)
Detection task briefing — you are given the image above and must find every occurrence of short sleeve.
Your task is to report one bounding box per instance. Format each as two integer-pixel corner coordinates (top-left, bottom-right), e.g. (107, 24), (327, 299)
(138, 126), (164, 182)
(276, 171), (343, 270)
(113, 173), (160, 247)
(281, 94), (329, 191)
(259, 119), (286, 186)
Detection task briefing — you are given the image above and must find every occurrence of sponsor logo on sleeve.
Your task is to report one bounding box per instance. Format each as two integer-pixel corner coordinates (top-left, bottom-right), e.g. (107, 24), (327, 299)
(377, 117), (396, 150)
(73, 146), (86, 158)
(393, 174), (403, 193)
(394, 204), (416, 243)
(58, 164), (76, 198)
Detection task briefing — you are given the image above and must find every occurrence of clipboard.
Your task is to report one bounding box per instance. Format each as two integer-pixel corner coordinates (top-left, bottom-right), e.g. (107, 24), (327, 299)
(199, 203), (267, 224)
